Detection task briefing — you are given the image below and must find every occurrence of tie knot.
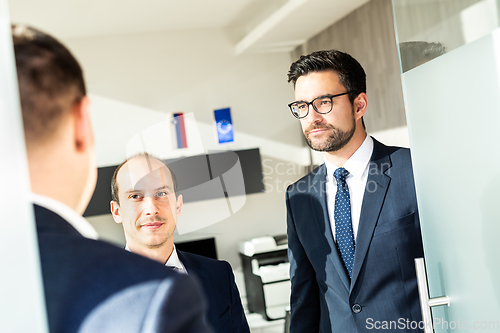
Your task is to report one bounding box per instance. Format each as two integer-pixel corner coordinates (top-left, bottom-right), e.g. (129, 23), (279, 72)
(334, 167), (349, 183)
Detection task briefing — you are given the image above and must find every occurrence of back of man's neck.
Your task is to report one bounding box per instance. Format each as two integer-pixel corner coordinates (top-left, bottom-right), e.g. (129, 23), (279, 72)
(28, 144), (82, 213)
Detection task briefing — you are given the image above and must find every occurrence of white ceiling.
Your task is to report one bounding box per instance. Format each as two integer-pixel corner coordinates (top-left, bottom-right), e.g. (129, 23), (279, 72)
(8, 0), (370, 54)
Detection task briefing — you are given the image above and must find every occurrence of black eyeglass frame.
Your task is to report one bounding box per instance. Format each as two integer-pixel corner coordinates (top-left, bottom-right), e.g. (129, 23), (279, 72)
(288, 91), (353, 119)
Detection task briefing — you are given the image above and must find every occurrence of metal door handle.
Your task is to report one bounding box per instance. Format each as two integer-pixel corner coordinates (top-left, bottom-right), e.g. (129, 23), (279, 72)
(415, 258), (450, 333)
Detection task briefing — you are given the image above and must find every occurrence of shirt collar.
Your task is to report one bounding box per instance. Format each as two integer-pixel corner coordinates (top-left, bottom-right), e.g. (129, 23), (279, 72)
(325, 135), (374, 181)
(165, 245), (186, 272)
(31, 193), (99, 240)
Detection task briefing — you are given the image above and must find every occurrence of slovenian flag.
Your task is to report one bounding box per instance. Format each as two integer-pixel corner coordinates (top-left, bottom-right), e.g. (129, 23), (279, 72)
(172, 113), (188, 149)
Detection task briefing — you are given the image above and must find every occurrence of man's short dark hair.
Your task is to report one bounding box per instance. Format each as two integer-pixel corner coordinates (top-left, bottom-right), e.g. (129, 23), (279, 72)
(111, 153), (179, 204)
(12, 24), (86, 144)
(288, 49), (366, 105)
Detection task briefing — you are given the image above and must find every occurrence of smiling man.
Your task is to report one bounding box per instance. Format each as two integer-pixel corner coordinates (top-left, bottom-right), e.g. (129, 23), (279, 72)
(111, 156), (180, 264)
(110, 154), (250, 333)
(285, 50), (425, 332)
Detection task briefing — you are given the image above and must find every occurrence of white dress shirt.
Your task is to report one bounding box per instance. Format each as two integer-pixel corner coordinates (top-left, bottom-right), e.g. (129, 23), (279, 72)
(325, 135), (373, 242)
(125, 244), (187, 274)
(31, 193), (99, 240)
(165, 246), (187, 274)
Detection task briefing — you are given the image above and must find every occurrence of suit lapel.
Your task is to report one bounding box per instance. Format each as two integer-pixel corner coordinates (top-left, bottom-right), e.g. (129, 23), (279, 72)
(309, 165), (351, 290)
(350, 139), (391, 290)
(177, 250), (201, 276)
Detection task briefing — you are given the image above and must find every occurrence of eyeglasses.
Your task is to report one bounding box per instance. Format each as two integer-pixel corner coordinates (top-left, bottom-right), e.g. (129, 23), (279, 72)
(288, 91), (352, 119)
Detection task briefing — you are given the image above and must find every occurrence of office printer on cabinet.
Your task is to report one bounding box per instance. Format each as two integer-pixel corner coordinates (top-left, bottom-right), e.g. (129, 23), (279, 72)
(239, 235), (290, 320)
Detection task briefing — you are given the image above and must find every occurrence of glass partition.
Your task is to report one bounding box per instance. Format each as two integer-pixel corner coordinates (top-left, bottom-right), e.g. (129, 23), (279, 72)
(0, 0), (49, 331)
(393, 0), (500, 331)
(394, 0), (500, 72)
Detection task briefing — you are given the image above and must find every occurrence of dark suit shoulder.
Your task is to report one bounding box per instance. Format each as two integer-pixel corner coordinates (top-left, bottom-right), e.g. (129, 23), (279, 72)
(372, 137), (412, 158)
(35, 205), (173, 280)
(385, 144), (412, 161)
(34, 205), (211, 333)
(178, 251), (249, 333)
(371, 137), (414, 173)
(178, 251), (234, 294)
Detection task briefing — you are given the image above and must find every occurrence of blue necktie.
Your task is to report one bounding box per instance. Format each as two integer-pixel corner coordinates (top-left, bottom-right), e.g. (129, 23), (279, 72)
(334, 167), (355, 278)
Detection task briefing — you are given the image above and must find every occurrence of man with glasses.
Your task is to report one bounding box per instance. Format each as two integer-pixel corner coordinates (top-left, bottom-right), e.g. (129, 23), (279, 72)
(285, 50), (424, 332)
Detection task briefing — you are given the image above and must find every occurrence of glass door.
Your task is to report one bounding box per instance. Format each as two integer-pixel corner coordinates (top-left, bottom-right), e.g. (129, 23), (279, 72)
(393, 0), (500, 331)
(0, 1), (49, 331)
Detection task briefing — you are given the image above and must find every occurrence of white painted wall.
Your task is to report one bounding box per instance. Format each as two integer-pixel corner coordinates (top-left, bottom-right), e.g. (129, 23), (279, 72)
(88, 94), (310, 167)
(67, 28), (306, 268)
(63, 28), (302, 147)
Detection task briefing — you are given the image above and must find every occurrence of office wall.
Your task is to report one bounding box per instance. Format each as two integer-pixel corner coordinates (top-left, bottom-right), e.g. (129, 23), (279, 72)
(64, 28), (302, 147)
(291, 0), (406, 133)
(63, 28), (307, 268)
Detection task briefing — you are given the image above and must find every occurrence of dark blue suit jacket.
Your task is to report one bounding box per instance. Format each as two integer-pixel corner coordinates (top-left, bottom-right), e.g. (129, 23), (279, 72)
(35, 204), (213, 333)
(177, 251), (250, 333)
(286, 139), (424, 333)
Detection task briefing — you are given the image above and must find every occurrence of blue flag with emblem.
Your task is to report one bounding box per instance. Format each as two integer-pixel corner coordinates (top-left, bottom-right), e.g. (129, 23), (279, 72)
(214, 108), (234, 144)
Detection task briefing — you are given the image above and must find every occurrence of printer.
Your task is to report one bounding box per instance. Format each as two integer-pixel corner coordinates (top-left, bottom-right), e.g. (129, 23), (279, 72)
(239, 235), (290, 320)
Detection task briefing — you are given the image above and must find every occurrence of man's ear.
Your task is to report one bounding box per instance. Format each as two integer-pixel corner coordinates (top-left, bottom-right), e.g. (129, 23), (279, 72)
(110, 201), (122, 224)
(73, 96), (92, 152)
(176, 194), (183, 217)
(353, 92), (368, 121)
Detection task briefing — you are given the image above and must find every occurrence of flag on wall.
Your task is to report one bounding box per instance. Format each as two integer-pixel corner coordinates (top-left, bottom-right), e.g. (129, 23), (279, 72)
(214, 108), (234, 144)
(171, 113), (188, 149)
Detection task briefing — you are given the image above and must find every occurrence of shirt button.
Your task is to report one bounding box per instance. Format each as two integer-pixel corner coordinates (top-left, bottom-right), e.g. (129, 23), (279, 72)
(352, 304), (362, 313)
